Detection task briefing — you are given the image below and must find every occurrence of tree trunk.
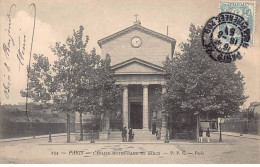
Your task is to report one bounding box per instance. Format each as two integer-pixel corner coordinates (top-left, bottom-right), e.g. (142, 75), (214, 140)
(80, 112), (83, 141)
(67, 113), (70, 143)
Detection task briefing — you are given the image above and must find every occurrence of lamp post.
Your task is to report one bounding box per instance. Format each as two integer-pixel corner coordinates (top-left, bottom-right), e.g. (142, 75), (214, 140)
(164, 112), (169, 143)
(240, 119), (243, 136)
(219, 118), (222, 142)
(48, 132), (52, 143)
(194, 111), (199, 142)
(90, 124), (95, 143)
(90, 111), (95, 143)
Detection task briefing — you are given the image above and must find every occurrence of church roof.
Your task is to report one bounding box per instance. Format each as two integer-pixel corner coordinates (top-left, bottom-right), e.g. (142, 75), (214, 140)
(97, 23), (176, 48)
(111, 57), (165, 74)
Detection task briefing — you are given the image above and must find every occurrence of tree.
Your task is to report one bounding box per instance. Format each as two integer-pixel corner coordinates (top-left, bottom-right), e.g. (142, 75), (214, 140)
(22, 26), (121, 142)
(52, 26), (121, 141)
(52, 26), (95, 142)
(163, 24), (247, 136)
(70, 49), (122, 141)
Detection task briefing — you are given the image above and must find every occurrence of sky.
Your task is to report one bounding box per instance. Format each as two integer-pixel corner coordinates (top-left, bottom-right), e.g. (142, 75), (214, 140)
(0, 0), (259, 108)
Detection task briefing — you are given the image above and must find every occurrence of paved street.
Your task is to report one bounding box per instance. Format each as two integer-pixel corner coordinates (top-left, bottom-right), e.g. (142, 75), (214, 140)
(0, 133), (259, 163)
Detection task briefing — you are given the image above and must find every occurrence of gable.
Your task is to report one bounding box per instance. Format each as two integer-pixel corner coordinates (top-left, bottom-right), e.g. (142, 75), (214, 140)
(100, 29), (173, 66)
(98, 23), (176, 66)
(98, 24), (176, 47)
(112, 58), (165, 74)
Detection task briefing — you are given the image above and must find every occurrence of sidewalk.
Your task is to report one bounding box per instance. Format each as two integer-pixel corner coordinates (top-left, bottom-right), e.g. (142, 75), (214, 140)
(39, 133), (229, 145)
(212, 131), (260, 140)
(2, 131), (259, 144)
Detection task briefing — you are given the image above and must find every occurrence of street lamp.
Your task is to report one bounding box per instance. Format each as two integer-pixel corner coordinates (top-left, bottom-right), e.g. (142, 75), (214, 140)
(164, 112), (169, 143)
(240, 119), (243, 136)
(90, 110), (95, 143)
(90, 124), (95, 143)
(219, 118), (222, 142)
(194, 111), (199, 142)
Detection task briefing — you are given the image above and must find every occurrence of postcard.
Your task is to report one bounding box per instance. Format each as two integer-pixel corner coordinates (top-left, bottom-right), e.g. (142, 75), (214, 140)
(0, 0), (259, 164)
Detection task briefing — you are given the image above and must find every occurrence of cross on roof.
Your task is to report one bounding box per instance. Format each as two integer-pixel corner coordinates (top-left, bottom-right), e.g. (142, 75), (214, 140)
(134, 13), (139, 22)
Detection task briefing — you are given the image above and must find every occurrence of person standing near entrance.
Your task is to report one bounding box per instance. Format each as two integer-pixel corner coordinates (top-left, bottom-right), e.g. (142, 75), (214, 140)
(206, 128), (210, 143)
(152, 122), (156, 135)
(128, 128), (133, 142)
(156, 128), (161, 140)
(122, 127), (127, 142)
(199, 127), (203, 142)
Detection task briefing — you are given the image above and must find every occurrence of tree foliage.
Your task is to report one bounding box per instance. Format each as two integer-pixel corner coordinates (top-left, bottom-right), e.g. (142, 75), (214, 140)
(21, 25), (121, 116)
(20, 54), (54, 104)
(163, 24), (247, 120)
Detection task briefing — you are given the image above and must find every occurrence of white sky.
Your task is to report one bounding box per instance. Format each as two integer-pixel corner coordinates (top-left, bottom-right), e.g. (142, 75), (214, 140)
(0, 0), (259, 108)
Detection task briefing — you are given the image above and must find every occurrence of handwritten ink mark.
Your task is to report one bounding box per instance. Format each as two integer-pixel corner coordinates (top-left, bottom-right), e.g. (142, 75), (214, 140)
(25, 3), (36, 120)
(4, 63), (10, 72)
(2, 4), (16, 100)
(17, 36), (25, 67)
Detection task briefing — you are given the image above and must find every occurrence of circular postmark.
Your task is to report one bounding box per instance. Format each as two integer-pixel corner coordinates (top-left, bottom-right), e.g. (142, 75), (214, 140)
(202, 12), (251, 63)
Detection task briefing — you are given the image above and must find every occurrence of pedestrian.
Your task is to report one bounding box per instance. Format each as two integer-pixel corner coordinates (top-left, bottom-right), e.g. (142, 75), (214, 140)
(156, 128), (161, 140)
(165, 130), (169, 143)
(206, 127), (210, 143)
(152, 122), (156, 135)
(122, 126), (127, 142)
(128, 128), (133, 142)
(199, 127), (203, 142)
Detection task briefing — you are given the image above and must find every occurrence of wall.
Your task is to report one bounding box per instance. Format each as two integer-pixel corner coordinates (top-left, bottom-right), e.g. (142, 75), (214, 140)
(101, 29), (172, 66)
(0, 122), (73, 139)
(221, 120), (260, 135)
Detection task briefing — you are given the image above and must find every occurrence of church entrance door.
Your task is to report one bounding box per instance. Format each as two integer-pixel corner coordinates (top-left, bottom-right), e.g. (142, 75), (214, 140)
(130, 102), (143, 129)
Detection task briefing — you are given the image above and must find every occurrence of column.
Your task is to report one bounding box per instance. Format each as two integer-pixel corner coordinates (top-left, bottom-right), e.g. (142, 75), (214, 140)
(161, 85), (167, 139)
(143, 84), (149, 129)
(122, 85), (128, 128)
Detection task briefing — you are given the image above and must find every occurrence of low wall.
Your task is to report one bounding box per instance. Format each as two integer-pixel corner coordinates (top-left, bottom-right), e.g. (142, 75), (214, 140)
(0, 122), (75, 139)
(221, 120), (260, 135)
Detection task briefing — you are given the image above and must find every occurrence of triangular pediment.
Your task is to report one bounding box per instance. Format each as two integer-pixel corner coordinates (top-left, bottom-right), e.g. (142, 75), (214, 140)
(98, 24), (176, 48)
(112, 57), (165, 74)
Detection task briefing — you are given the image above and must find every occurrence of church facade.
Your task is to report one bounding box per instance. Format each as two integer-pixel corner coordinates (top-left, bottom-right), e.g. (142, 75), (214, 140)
(75, 21), (176, 140)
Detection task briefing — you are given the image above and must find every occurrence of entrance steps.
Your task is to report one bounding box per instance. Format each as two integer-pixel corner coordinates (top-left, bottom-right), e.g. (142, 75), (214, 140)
(132, 129), (157, 141)
(108, 131), (121, 140)
(108, 129), (157, 142)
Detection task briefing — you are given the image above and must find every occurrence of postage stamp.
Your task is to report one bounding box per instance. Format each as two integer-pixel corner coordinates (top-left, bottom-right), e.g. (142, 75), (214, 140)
(219, 0), (256, 45)
(202, 12), (251, 63)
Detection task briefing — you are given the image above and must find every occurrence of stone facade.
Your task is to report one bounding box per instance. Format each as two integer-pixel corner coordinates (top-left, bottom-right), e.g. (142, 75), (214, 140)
(75, 21), (176, 140)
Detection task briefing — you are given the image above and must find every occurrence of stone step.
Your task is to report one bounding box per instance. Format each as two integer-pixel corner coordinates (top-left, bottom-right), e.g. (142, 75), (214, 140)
(108, 132), (121, 139)
(109, 130), (157, 141)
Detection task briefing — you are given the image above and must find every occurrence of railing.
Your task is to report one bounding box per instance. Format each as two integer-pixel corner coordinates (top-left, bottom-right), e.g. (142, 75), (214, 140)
(221, 120), (260, 135)
(110, 119), (122, 131)
(168, 120), (197, 140)
(0, 122), (71, 139)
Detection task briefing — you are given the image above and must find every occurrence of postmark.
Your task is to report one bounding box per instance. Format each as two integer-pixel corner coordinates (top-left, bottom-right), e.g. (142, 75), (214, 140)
(202, 12), (251, 63)
(220, 1), (256, 45)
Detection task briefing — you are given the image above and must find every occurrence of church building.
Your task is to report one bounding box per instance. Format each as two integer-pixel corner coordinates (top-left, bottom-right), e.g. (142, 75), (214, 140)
(75, 19), (176, 140)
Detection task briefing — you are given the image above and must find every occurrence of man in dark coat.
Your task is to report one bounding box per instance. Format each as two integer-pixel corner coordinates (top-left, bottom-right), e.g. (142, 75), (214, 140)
(156, 128), (161, 140)
(152, 122), (156, 135)
(128, 128), (133, 142)
(206, 128), (210, 143)
(199, 127), (203, 142)
(122, 127), (127, 142)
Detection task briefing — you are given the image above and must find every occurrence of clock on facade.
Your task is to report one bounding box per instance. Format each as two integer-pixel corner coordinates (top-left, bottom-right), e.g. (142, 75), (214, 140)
(131, 36), (142, 48)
